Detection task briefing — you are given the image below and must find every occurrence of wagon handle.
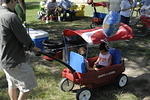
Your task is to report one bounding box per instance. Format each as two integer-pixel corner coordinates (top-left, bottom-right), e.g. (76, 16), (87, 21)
(39, 51), (75, 73)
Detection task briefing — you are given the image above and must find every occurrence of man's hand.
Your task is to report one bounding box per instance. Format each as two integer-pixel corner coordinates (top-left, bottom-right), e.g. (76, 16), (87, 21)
(31, 47), (41, 56)
(32, 47), (41, 53)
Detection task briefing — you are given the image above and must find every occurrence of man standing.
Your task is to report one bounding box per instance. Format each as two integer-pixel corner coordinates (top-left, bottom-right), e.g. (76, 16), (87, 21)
(120, 0), (136, 25)
(0, 0), (40, 100)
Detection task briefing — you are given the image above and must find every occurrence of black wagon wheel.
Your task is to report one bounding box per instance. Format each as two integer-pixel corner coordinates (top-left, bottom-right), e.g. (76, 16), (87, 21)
(76, 87), (92, 100)
(42, 40), (64, 49)
(59, 78), (74, 92)
(116, 74), (128, 88)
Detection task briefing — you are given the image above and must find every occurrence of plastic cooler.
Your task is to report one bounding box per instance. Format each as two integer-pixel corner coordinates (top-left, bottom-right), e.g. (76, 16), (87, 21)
(28, 28), (49, 50)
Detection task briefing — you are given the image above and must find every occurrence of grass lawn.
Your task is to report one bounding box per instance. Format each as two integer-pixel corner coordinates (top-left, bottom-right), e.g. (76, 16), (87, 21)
(0, 0), (150, 100)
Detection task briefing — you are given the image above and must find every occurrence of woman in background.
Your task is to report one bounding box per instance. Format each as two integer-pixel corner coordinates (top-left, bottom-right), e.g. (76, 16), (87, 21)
(120, 0), (137, 25)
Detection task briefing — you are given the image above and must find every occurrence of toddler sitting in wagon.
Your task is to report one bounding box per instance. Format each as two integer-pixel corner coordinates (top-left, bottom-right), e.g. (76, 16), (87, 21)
(93, 42), (112, 70)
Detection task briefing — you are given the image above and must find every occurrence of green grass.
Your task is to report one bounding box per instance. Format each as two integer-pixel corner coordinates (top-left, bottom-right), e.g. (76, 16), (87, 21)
(0, 0), (150, 100)
(116, 93), (139, 100)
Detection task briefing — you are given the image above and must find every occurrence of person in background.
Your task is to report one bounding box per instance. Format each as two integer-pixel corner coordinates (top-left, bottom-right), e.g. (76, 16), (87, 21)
(102, 0), (122, 37)
(140, 0), (150, 6)
(120, 0), (137, 25)
(93, 42), (112, 70)
(45, 0), (58, 23)
(37, 0), (47, 19)
(58, 0), (73, 21)
(0, 0), (40, 100)
(140, 0), (150, 17)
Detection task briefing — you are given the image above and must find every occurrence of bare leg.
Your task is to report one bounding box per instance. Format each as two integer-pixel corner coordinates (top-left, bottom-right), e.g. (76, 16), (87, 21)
(18, 91), (29, 100)
(8, 87), (17, 100)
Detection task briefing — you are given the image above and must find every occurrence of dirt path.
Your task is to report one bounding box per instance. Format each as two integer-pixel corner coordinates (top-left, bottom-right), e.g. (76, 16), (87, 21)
(123, 58), (150, 100)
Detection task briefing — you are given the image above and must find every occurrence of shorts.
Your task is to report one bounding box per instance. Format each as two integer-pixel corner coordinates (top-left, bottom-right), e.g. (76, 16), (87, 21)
(120, 15), (130, 25)
(3, 62), (37, 93)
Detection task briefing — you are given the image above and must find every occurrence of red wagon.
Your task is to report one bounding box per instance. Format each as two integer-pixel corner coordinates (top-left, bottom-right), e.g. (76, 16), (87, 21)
(60, 53), (127, 100)
(40, 23), (133, 100)
(140, 15), (150, 29)
(57, 23), (134, 100)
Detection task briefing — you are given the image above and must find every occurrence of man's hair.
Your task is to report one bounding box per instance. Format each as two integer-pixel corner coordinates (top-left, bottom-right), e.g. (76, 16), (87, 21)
(1, 0), (16, 3)
(1, 0), (11, 3)
(99, 42), (109, 51)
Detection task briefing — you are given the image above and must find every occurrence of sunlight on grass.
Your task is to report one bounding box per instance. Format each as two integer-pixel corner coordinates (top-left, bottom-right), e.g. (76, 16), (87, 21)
(116, 93), (139, 100)
(28, 65), (75, 100)
(26, 4), (39, 23)
(0, 70), (9, 100)
(0, 91), (9, 100)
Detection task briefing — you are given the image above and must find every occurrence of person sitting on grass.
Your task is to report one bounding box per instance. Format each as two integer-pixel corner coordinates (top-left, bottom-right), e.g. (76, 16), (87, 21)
(45, 0), (58, 22)
(58, 0), (74, 21)
(93, 42), (112, 70)
(37, 0), (47, 19)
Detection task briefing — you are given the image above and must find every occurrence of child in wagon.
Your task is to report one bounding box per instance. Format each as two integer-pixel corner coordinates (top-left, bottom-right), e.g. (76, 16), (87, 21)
(93, 42), (112, 70)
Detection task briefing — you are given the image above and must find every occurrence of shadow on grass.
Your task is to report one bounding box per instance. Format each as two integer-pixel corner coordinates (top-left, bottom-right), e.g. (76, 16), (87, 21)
(0, 76), (7, 89)
(128, 73), (150, 98)
(70, 73), (150, 100)
(111, 37), (150, 69)
(27, 17), (92, 30)
(0, 75), (9, 100)
(0, 95), (9, 100)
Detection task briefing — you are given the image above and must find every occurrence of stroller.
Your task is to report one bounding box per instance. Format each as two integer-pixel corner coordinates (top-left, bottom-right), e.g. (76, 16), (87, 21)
(131, 3), (150, 36)
(89, 2), (108, 28)
(40, 23), (134, 100)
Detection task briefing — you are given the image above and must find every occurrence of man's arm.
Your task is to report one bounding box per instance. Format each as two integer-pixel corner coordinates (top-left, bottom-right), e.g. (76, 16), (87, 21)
(9, 14), (34, 49)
